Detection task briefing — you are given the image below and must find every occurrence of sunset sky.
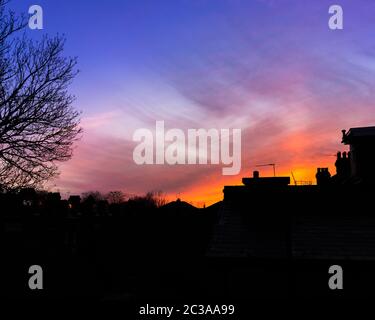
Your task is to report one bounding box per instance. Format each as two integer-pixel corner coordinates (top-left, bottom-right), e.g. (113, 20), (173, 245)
(11, 0), (375, 206)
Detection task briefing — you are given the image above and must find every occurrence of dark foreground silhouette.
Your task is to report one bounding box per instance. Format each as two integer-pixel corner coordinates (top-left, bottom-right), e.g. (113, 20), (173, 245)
(2, 126), (375, 303)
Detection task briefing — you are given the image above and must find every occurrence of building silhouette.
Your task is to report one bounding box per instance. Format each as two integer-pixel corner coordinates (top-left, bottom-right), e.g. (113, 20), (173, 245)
(341, 126), (375, 184)
(206, 126), (375, 298)
(3, 125), (375, 300)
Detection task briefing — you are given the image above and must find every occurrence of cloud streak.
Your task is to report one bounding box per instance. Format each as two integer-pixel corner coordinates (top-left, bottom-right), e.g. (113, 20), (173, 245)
(37, 0), (375, 205)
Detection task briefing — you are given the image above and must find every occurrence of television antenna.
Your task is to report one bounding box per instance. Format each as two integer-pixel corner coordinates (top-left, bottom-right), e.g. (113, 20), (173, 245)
(255, 163), (276, 177)
(291, 171), (297, 185)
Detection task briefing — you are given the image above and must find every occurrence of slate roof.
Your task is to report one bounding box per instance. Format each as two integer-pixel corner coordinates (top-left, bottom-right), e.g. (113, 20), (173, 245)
(207, 187), (375, 261)
(292, 215), (375, 260)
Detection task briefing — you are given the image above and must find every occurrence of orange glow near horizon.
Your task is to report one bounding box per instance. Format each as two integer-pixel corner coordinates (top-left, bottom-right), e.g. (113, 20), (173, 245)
(163, 157), (338, 208)
(53, 123), (349, 207)
(176, 166), (337, 208)
(31, 0), (375, 208)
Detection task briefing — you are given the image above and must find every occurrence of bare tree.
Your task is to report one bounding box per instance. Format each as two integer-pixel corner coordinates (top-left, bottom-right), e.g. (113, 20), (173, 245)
(146, 191), (167, 208)
(106, 191), (126, 204)
(81, 191), (104, 203)
(0, 1), (81, 190)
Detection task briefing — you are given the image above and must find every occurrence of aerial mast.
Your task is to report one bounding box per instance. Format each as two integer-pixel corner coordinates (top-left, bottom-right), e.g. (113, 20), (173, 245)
(255, 163), (276, 177)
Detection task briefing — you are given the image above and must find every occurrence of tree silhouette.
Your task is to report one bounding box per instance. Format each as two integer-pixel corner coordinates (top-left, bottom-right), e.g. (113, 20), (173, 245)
(0, 1), (81, 190)
(106, 191), (126, 204)
(141, 191), (167, 208)
(82, 191), (104, 203)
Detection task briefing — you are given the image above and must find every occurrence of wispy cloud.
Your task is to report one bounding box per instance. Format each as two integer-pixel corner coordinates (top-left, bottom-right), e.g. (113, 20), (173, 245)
(40, 0), (375, 205)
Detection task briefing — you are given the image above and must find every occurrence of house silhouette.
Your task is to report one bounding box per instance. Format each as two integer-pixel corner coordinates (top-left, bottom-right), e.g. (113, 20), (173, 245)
(3, 126), (375, 300)
(342, 126), (375, 184)
(206, 126), (375, 298)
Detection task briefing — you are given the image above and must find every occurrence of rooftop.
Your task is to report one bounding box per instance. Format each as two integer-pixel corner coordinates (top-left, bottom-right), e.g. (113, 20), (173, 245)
(342, 126), (375, 144)
(241, 171), (290, 187)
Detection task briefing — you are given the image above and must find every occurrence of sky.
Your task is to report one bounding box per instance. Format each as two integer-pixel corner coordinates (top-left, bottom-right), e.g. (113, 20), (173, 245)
(9, 0), (375, 206)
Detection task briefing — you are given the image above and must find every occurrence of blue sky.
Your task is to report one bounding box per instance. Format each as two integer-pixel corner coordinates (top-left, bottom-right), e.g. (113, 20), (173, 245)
(7, 0), (375, 205)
